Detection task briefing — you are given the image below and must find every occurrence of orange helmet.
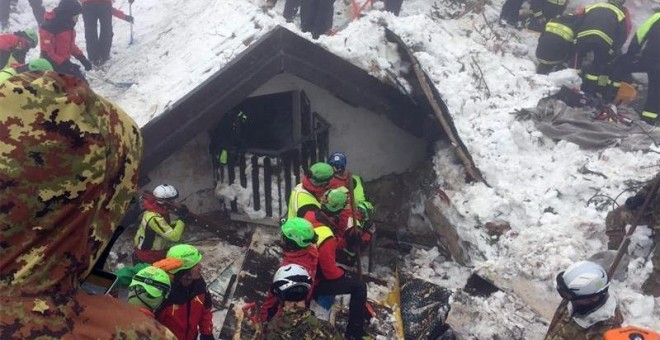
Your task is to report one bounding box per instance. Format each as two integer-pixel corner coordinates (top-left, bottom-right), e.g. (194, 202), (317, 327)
(604, 326), (660, 340)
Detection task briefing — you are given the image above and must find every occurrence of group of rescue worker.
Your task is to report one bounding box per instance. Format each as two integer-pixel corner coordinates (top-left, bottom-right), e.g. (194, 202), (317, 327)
(0, 0), (133, 84)
(130, 153), (376, 339)
(267, 154), (376, 339)
(501, 0), (659, 126)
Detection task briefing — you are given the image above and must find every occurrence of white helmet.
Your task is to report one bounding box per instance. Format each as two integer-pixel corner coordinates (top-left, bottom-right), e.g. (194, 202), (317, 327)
(556, 261), (609, 300)
(153, 184), (178, 200)
(271, 264), (312, 302)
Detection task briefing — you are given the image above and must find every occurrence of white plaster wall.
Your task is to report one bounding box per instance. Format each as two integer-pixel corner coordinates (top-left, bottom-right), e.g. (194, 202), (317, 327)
(145, 133), (221, 214)
(250, 73), (427, 181)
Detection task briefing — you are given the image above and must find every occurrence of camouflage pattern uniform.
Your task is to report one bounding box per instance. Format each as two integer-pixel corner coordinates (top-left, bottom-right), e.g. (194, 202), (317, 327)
(605, 172), (660, 296)
(0, 72), (175, 339)
(265, 305), (343, 340)
(545, 301), (623, 340)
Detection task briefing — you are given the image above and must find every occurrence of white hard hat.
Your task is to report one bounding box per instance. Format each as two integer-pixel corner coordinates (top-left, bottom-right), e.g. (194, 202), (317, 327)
(271, 264), (312, 301)
(556, 261), (609, 300)
(153, 184), (178, 200)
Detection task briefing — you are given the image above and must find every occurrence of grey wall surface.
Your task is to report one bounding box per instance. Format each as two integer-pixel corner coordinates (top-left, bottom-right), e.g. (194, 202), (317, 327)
(146, 133), (220, 214)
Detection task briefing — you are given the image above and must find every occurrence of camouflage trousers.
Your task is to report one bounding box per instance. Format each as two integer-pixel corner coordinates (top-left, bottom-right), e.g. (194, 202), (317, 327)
(605, 207), (659, 296)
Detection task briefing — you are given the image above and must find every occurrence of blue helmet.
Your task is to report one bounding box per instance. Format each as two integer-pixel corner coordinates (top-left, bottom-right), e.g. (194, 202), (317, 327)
(327, 152), (347, 173)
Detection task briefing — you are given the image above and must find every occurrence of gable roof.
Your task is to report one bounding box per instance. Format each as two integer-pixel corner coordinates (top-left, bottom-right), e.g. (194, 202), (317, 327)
(139, 25), (440, 176)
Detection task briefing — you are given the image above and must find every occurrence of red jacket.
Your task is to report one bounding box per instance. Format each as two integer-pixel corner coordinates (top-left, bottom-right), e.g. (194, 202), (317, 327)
(328, 172), (351, 190)
(0, 34), (31, 67)
(0, 34), (30, 52)
(39, 11), (84, 65)
(301, 175), (326, 201)
(259, 246), (319, 322)
(156, 279), (214, 340)
(303, 211), (344, 281)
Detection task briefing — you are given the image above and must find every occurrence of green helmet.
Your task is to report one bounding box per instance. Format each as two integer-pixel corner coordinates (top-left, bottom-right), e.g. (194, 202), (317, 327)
(166, 244), (203, 274)
(129, 266), (171, 298)
(23, 29), (38, 47)
(308, 162), (334, 186)
(323, 187), (348, 212)
(281, 217), (317, 248)
(27, 58), (53, 72)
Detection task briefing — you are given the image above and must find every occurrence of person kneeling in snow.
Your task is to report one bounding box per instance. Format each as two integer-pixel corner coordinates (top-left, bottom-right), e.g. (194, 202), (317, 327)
(39, 0), (93, 81)
(545, 261), (622, 340)
(265, 264), (343, 339)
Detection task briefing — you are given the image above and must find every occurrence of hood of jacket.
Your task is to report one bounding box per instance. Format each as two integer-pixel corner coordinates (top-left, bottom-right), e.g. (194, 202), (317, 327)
(0, 71), (142, 297)
(569, 294), (618, 328)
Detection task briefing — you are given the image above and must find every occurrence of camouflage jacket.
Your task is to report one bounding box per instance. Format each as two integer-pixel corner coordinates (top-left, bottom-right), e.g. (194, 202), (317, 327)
(0, 72), (175, 339)
(545, 297), (623, 340)
(265, 305), (343, 340)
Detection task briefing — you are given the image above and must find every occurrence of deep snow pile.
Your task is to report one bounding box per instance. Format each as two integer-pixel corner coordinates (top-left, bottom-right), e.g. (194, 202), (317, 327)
(6, 0), (659, 337)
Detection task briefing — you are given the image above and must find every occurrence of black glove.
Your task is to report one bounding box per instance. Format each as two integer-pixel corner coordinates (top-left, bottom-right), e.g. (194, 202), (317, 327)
(625, 194), (646, 210)
(199, 335), (215, 340)
(77, 55), (92, 71)
(125, 15), (134, 23)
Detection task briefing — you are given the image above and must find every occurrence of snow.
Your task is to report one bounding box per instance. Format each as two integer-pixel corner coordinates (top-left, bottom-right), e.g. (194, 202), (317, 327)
(7, 0), (660, 337)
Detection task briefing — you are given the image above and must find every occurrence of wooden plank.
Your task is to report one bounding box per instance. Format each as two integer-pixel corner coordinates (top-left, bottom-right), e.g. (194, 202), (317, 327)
(384, 28), (488, 186)
(251, 155), (260, 211)
(229, 213), (280, 227)
(264, 157), (273, 217)
(283, 151), (292, 211)
(228, 152), (238, 213)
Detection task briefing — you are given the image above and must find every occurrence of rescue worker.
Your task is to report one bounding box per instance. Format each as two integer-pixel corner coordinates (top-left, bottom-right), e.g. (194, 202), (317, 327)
(265, 264), (343, 339)
(0, 30), (38, 69)
(535, 13), (583, 74)
(499, 0), (525, 28)
(545, 261), (623, 340)
(0, 71), (174, 338)
(127, 266), (172, 318)
(0, 57), (52, 82)
(525, 0), (568, 32)
(0, 0), (44, 28)
(133, 184), (186, 264)
(39, 0), (93, 81)
(264, 0), (301, 23)
(603, 326), (660, 340)
(82, 0), (134, 67)
(610, 11), (660, 125)
(574, 0), (630, 98)
(156, 244), (215, 340)
(261, 218), (320, 323)
(300, 0), (334, 39)
(301, 194), (371, 339)
(287, 162), (334, 219)
(321, 187), (374, 266)
(327, 152), (371, 208)
(605, 172), (660, 296)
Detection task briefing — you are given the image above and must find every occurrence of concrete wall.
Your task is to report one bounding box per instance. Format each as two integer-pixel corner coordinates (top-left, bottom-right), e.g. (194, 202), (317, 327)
(250, 73), (428, 181)
(145, 133), (220, 214)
